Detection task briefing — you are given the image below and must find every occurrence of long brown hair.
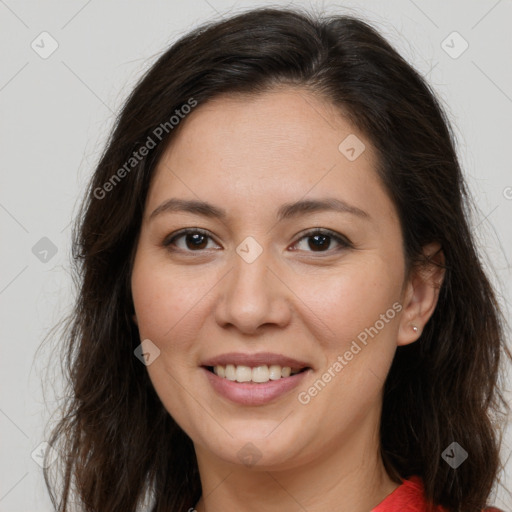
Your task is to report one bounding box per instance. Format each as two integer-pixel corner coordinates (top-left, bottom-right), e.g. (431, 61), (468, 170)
(42, 7), (510, 511)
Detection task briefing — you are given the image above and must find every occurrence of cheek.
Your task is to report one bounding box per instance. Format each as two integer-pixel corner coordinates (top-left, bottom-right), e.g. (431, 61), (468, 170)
(131, 245), (218, 324)
(130, 253), (214, 432)
(291, 258), (403, 350)
(131, 253), (211, 348)
(292, 264), (402, 426)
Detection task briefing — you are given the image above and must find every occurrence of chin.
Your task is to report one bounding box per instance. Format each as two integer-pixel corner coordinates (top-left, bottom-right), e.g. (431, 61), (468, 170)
(198, 425), (311, 470)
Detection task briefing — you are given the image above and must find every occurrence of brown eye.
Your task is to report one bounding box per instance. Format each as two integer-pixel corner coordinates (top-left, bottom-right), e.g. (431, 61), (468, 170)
(164, 229), (220, 252)
(184, 232), (208, 250)
(292, 229), (351, 253)
(307, 233), (332, 251)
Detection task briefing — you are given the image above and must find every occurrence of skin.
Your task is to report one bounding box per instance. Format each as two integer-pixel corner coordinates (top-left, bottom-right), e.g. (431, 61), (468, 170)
(130, 87), (444, 512)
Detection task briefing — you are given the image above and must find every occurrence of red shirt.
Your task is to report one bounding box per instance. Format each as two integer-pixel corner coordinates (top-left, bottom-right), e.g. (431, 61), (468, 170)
(371, 475), (503, 512)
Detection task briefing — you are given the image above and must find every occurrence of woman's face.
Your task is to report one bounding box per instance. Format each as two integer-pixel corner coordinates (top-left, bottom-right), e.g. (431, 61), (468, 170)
(131, 88), (413, 470)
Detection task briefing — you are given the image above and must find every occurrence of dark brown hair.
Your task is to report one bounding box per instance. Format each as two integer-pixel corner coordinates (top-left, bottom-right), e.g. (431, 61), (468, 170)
(42, 7), (510, 512)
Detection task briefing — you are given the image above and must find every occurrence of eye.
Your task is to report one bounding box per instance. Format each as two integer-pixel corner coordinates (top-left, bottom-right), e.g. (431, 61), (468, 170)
(162, 228), (351, 254)
(163, 228), (221, 252)
(291, 229), (352, 253)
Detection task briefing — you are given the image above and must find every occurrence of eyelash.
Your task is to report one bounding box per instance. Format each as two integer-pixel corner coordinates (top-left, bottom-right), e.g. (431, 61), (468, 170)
(162, 228), (352, 255)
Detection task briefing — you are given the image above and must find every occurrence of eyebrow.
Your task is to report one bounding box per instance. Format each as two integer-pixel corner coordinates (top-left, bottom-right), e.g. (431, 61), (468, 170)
(149, 197), (370, 222)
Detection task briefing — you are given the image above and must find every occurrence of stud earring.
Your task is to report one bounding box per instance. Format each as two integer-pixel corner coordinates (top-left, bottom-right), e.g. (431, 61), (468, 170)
(411, 324), (419, 333)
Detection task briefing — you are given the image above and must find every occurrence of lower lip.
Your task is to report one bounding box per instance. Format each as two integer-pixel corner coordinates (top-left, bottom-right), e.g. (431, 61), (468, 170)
(202, 367), (311, 406)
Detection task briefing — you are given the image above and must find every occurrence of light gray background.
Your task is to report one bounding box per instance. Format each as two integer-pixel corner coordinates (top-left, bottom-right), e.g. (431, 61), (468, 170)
(1, 0), (511, 510)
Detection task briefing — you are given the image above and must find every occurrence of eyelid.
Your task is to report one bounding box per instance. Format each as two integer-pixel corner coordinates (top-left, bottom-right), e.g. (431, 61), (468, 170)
(290, 228), (353, 252)
(163, 227), (221, 250)
(163, 227), (352, 254)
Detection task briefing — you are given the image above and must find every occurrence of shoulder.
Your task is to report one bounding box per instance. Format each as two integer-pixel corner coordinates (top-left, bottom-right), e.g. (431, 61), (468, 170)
(372, 476), (442, 512)
(372, 476), (504, 512)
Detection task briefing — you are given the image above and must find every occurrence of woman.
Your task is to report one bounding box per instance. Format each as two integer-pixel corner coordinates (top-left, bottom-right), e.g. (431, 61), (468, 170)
(43, 7), (510, 512)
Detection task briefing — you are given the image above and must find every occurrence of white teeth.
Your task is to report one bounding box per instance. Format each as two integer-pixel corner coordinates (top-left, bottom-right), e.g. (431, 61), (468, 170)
(235, 365), (252, 382)
(225, 364), (236, 381)
(252, 365), (270, 383)
(268, 365), (282, 380)
(212, 364), (303, 383)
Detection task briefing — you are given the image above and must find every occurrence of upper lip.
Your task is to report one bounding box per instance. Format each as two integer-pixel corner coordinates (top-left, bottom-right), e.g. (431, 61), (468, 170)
(201, 352), (312, 370)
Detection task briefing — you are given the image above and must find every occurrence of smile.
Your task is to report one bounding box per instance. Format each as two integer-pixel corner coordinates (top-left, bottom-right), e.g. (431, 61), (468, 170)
(207, 364), (308, 383)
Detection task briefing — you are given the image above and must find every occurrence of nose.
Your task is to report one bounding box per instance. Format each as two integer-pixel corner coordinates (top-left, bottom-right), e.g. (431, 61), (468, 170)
(214, 247), (292, 334)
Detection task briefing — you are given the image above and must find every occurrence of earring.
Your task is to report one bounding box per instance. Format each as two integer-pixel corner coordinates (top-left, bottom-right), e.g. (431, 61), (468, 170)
(411, 324), (419, 333)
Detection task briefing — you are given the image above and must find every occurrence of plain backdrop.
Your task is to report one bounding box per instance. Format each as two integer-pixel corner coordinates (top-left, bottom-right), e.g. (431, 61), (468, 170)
(0, 0), (511, 510)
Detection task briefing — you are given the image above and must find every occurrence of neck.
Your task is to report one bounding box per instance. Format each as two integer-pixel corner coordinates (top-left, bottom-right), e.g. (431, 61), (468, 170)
(193, 414), (400, 512)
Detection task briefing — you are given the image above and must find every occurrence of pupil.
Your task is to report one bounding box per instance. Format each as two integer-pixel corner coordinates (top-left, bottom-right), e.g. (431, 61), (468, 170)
(308, 234), (329, 251)
(183, 233), (332, 251)
(186, 233), (207, 250)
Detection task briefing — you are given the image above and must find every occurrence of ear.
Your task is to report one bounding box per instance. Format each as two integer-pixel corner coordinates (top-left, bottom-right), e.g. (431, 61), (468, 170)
(397, 242), (445, 347)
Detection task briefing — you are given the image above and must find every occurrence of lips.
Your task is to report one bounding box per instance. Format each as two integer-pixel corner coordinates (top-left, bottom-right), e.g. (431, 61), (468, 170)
(200, 352), (313, 405)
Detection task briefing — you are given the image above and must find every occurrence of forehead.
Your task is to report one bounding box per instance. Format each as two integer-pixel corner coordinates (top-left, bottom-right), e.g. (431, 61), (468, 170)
(145, 88), (396, 226)
(157, 87), (370, 169)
